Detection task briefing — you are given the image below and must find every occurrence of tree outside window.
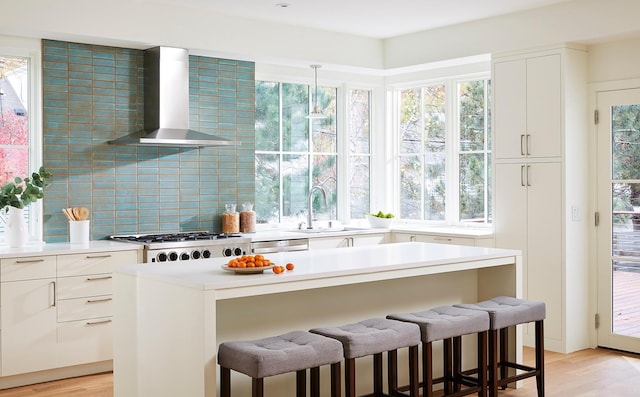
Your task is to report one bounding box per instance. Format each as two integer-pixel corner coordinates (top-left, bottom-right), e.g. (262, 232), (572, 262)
(398, 77), (491, 225)
(255, 81), (337, 225)
(0, 56), (30, 234)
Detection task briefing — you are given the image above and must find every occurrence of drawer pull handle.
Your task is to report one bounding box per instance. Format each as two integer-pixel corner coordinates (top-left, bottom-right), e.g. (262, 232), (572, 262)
(16, 259), (45, 264)
(434, 237), (453, 242)
(86, 254), (112, 259)
(86, 276), (113, 281)
(87, 297), (112, 304)
(86, 319), (112, 326)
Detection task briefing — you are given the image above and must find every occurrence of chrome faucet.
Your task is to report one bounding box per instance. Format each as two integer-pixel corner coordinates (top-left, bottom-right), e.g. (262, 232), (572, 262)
(307, 185), (327, 229)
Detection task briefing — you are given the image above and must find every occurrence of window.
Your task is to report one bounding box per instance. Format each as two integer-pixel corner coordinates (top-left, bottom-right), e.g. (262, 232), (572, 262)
(0, 54), (34, 236)
(347, 89), (371, 219)
(255, 81), (338, 225)
(397, 76), (491, 225)
(255, 79), (373, 225)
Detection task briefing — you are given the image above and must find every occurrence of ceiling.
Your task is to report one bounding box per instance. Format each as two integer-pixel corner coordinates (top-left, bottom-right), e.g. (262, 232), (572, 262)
(156, 0), (576, 39)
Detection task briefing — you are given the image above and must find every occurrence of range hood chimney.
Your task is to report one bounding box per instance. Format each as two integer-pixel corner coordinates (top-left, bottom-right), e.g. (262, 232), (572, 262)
(109, 46), (239, 147)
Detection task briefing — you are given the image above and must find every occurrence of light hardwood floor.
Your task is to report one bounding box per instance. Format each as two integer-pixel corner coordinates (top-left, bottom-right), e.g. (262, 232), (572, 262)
(0, 347), (638, 396)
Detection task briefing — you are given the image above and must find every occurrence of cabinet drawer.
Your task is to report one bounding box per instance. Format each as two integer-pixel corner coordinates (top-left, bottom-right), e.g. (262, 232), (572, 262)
(421, 235), (475, 246)
(57, 317), (112, 366)
(57, 274), (112, 300)
(57, 295), (112, 322)
(57, 250), (137, 277)
(1, 256), (57, 282)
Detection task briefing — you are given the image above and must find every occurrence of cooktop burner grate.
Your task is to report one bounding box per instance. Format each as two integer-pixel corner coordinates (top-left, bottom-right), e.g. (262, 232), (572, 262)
(111, 231), (242, 244)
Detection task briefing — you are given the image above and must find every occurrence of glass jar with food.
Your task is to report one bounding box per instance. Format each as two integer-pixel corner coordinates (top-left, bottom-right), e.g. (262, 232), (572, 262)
(222, 203), (239, 234)
(240, 202), (256, 233)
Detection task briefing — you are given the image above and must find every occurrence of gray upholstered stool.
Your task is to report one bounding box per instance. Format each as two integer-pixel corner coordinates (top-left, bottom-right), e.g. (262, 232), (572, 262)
(310, 318), (420, 397)
(387, 306), (490, 397)
(218, 330), (344, 397)
(455, 296), (546, 397)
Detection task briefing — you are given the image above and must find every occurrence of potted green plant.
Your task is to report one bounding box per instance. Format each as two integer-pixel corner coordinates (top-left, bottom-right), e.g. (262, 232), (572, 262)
(0, 166), (52, 247)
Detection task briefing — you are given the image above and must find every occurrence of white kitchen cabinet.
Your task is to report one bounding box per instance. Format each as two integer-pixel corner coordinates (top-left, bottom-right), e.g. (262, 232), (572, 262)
(0, 248), (138, 376)
(493, 53), (561, 160)
(494, 161), (563, 341)
(492, 45), (589, 353)
(308, 233), (387, 250)
(55, 250), (136, 367)
(392, 232), (482, 246)
(0, 257), (58, 376)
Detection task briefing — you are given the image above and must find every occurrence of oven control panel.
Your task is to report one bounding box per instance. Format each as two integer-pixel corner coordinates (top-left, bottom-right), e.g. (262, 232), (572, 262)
(146, 244), (250, 263)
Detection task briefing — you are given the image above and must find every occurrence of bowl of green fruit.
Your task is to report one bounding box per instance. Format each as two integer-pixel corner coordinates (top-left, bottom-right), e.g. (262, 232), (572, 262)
(366, 211), (395, 228)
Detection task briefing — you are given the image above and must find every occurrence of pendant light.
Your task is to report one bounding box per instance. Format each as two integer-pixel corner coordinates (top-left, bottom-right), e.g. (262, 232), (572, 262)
(306, 64), (326, 119)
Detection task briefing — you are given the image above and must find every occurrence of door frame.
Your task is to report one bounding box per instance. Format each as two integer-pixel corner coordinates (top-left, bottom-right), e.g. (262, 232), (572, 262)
(589, 78), (640, 351)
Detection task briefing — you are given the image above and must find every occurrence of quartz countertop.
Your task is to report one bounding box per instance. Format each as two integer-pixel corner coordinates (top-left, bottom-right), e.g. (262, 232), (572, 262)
(115, 242), (519, 292)
(0, 240), (142, 259)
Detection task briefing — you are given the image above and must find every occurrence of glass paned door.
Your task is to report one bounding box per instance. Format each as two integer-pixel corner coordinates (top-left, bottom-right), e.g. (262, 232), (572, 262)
(597, 88), (640, 352)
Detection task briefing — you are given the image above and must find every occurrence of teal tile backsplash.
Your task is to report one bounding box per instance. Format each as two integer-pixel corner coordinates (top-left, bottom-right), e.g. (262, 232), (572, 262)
(42, 40), (256, 242)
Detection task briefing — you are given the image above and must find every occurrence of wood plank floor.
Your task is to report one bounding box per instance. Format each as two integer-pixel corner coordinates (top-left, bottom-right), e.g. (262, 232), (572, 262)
(0, 347), (639, 396)
(613, 270), (640, 337)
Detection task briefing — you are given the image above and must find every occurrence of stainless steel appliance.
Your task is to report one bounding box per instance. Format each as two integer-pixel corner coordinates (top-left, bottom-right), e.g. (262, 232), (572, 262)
(251, 238), (309, 254)
(110, 231), (251, 263)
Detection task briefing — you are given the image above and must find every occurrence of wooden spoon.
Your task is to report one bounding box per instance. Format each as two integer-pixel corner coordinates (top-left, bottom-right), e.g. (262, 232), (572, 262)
(78, 207), (89, 220)
(62, 208), (73, 221)
(72, 207), (80, 221)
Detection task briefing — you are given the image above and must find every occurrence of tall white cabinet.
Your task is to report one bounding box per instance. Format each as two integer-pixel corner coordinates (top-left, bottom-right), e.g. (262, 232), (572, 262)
(492, 45), (589, 353)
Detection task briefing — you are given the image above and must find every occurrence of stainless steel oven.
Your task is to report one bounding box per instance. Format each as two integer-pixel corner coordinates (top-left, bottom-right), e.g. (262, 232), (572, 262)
(110, 231), (252, 263)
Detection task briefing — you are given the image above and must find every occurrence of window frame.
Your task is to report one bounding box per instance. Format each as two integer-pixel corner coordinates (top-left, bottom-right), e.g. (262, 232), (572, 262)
(255, 65), (382, 226)
(390, 71), (492, 227)
(0, 44), (44, 243)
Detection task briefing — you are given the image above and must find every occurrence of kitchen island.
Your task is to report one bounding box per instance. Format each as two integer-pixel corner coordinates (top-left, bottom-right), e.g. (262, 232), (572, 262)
(113, 242), (522, 397)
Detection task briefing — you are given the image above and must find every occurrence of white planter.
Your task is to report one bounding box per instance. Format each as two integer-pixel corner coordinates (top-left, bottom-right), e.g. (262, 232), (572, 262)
(2, 207), (28, 247)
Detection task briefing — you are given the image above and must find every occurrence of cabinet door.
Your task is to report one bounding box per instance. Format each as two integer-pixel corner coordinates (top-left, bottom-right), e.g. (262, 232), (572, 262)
(493, 59), (526, 160)
(308, 237), (349, 250)
(494, 162), (528, 261)
(1, 279), (57, 376)
(526, 162), (562, 341)
(352, 234), (386, 246)
(493, 54), (562, 160)
(526, 54), (561, 158)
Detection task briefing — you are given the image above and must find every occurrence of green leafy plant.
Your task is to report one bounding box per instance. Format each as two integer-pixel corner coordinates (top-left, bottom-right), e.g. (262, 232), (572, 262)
(367, 210), (394, 219)
(0, 167), (53, 209)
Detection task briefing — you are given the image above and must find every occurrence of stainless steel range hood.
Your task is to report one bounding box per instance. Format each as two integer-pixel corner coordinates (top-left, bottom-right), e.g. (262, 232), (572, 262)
(109, 46), (239, 147)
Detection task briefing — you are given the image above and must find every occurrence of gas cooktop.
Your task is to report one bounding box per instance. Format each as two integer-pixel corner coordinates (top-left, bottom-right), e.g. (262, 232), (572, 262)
(110, 231), (243, 245)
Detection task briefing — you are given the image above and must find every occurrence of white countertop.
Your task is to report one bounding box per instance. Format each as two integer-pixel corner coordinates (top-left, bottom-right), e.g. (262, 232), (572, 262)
(0, 240), (141, 259)
(115, 242), (519, 292)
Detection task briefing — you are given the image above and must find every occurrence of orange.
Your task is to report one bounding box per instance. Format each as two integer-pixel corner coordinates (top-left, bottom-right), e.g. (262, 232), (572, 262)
(286, 263), (295, 271)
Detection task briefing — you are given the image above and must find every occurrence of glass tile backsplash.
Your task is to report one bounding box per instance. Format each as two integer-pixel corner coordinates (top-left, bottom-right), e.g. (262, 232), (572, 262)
(42, 40), (255, 242)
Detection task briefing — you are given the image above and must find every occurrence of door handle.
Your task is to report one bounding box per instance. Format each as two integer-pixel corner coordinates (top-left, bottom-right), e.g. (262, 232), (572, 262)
(526, 134), (531, 156)
(50, 281), (56, 307)
(86, 275), (113, 281)
(527, 165), (532, 187)
(521, 165), (526, 187)
(520, 134), (525, 156)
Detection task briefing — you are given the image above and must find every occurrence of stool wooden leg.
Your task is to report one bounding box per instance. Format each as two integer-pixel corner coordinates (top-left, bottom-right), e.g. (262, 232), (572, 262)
(346, 358), (356, 397)
(453, 336), (462, 392)
(220, 367), (231, 397)
(478, 331), (488, 397)
(331, 362), (342, 397)
(425, 341), (434, 397)
(499, 328), (508, 390)
(252, 378), (264, 397)
(444, 338), (453, 394)
(488, 329), (498, 397)
(409, 345), (419, 397)
(535, 320), (545, 397)
(310, 367), (320, 397)
(388, 349), (398, 395)
(374, 352), (383, 396)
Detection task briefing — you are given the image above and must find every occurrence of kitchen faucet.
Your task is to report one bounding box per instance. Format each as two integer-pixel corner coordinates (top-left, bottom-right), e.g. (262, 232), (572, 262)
(307, 185), (327, 229)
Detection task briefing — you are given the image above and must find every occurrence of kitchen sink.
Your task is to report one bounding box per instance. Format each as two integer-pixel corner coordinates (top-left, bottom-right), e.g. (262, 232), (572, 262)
(291, 227), (346, 234)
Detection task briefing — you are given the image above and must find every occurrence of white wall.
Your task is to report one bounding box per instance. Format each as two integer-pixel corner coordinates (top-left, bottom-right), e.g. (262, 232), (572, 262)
(3, 0), (640, 73)
(588, 36), (640, 84)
